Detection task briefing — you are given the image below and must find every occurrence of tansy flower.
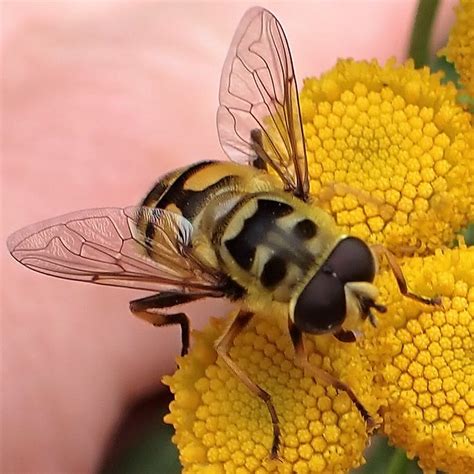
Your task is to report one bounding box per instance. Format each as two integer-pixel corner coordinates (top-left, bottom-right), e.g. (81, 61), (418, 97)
(441, 0), (474, 97)
(164, 246), (473, 473)
(164, 313), (379, 473)
(164, 58), (473, 473)
(362, 243), (474, 474)
(301, 59), (474, 255)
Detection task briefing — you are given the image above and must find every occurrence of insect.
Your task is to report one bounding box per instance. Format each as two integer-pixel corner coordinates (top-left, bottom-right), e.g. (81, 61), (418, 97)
(8, 7), (439, 458)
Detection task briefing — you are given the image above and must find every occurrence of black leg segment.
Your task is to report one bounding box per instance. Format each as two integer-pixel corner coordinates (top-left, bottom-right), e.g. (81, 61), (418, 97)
(333, 328), (357, 343)
(129, 291), (209, 356)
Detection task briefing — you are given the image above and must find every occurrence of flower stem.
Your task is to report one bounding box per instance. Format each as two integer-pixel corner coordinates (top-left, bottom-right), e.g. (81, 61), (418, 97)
(386, 448), (410, 474)
(408, 0), (440, 67)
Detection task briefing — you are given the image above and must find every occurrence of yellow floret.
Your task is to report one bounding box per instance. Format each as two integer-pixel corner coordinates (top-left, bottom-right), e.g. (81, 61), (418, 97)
(440, 0), (474, 96)
(302, 59), (474, 255)
(164, 313), (379, 473)
(362, 244), (474, 473)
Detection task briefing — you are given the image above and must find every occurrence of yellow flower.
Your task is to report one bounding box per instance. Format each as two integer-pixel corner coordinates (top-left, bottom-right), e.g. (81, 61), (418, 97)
(164, 313), (379, 473)
(301, 59), (474, 254)
(164, 247), (473, 473)
(363, 244), (474, 474)
(441, 0), (474, 96)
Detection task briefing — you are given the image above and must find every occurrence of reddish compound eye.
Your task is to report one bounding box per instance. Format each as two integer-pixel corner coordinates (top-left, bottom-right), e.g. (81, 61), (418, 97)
(324, 237), (376, 284)
(292, 237), (376, 335)
(293, 269), (346, 334)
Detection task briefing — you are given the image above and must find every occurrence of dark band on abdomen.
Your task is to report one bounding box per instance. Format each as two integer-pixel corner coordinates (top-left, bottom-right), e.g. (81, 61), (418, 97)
(144, 161), (239, 247)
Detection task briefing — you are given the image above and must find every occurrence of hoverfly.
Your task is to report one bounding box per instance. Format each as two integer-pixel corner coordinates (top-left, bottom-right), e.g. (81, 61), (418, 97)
(8, 7), (439, 458)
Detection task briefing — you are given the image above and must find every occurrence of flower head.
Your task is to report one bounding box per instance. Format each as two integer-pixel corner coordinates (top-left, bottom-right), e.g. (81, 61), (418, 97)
(164, 249), (473, 473)
(164, 246), (473, 473)
(301, 59), (474, 254)
(363, 243), (474, 473)
(164, 313), (378, 473)
(441, 0), (474, 96)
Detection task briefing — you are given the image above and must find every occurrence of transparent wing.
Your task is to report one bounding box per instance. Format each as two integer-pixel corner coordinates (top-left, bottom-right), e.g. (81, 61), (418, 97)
(218, 7), (309, 200)
(7, 207), (225, 294)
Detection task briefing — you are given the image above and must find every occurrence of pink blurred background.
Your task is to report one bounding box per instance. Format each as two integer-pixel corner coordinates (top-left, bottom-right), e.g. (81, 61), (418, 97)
(1, 1), (456, 471)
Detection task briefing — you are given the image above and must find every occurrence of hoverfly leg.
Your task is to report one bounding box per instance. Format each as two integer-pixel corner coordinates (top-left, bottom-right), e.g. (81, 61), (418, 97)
(333, 328), (358, 343)
(215, 310), (281, 460)
(250, 129), (268, 171)
(371, 245), (442, 307)
(130, 292), (207, 356)
(368, 311), (378, 328)
(252, 155), (268, 171)
(317, 182), (394, 220)
(288, 319), (378, 432)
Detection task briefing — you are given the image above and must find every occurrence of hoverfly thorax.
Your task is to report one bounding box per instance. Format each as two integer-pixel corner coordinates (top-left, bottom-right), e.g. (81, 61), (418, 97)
(290, 236), (383, 335)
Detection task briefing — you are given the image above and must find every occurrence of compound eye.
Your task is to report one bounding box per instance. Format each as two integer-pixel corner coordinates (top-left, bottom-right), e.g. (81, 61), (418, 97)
(293, 270), (346, 334)
(326, 237), (376, 283)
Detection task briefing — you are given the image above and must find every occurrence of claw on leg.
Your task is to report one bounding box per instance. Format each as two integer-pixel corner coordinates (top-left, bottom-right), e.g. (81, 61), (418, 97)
(371, 245), (442, 307)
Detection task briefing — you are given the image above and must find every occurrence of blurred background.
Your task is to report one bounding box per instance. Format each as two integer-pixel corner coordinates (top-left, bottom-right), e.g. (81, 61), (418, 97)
(2, 1), (460, 473)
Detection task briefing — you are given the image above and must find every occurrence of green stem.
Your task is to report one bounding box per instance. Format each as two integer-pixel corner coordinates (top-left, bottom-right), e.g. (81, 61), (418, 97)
(386, 448), (410, 474)
(408, 0), (440, 67)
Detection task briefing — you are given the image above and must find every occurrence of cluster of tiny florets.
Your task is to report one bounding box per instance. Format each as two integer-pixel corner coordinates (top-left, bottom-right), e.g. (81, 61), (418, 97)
(164, 314), (376, 473)
(361, 244), (474, 473)
(441, 0), (474, 96)
(301, 59), (474, 255)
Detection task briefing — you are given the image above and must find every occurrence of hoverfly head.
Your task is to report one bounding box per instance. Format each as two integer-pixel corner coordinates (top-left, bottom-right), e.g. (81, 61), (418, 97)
(291, 236), (384, 334)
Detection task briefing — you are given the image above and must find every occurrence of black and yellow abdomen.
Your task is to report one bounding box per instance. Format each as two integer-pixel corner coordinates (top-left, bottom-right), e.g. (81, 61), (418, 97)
(140, 160), (282, 271)
(140, 160), (342, 311)
(141, 160), (278, 222)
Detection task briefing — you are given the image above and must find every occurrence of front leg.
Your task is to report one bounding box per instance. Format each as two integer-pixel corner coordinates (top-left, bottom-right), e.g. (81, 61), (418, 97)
(288, 319), (376, 431)
(333, 328), (358, 343)
(316, 182), (395, 221)
(371, 244), (441, 306)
